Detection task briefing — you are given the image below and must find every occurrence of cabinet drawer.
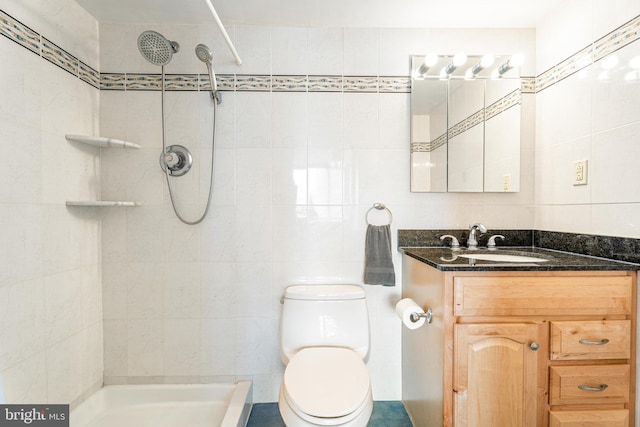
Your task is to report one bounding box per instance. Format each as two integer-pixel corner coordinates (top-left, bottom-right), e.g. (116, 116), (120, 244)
(549, 365), (630, 405)
(453, 275), (632, 316)
(551, 320), (631, 360)
(549, 409), (629, 427)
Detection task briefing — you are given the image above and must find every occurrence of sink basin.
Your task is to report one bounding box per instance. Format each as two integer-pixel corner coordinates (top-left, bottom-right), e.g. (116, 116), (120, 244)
(458, 253), (548, 263)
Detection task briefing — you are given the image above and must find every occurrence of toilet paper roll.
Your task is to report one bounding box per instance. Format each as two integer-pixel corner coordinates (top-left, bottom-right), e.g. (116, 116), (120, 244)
(395, 298), (426, 330)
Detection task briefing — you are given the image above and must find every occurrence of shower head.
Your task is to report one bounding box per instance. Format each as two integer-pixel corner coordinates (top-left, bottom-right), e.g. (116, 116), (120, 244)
(137, 30), (180, 66)
(195, 44), (213, 63)
(195, 43), (220, 104)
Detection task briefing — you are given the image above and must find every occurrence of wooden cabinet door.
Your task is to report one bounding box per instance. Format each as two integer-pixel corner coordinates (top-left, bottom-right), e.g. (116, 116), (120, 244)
(453, 323), (545, 427)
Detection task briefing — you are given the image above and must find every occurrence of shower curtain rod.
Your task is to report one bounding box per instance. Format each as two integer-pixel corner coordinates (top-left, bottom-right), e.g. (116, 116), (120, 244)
(204, 0), (243, 65)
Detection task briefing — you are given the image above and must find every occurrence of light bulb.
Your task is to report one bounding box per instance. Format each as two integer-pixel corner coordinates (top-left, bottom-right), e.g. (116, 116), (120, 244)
(480, 54), (495, 68)
(425, 53), (439, 67)
(509, 53), (525, 68)
(453, 53), (467, 67)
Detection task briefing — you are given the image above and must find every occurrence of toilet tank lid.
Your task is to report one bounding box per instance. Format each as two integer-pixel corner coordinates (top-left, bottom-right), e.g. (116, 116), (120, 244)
(284, 285), (365, 300)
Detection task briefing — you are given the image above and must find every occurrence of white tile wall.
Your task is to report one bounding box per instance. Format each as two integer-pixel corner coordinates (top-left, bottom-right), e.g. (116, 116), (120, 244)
(98, 22), (537, 403)
(0, 0), (102, 407)
(535, 2), (640, 238)
(4, 0), (639, 408)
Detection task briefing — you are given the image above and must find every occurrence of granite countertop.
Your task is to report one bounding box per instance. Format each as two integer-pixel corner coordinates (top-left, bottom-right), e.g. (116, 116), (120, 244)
(400, 246), (640, 272)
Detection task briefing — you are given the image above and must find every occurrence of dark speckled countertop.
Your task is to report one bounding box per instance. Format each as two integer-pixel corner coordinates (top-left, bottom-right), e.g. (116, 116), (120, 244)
(398, 229), (640, 271)
(400, 247), (640, 272)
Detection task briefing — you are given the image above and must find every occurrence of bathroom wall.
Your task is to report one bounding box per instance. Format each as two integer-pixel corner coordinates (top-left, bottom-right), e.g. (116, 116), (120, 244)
(98, 23), (535, 401)
(7, 0), (639, 409)
(0, 0), (103, 406)
(534, 1), (640, 238)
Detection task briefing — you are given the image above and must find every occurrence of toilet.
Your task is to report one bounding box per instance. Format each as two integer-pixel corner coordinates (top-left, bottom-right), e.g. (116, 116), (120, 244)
(278, 284), (373, 427)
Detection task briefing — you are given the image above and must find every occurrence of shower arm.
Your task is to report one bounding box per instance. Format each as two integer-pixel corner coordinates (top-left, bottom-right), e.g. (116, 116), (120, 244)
(204, 0), (243, 66)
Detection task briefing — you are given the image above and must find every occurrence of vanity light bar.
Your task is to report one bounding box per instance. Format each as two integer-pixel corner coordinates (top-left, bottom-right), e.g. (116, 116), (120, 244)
(415, 53), (524, 79)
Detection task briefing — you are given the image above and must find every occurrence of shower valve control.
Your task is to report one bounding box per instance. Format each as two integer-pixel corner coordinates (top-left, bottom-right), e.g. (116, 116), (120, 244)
(165, 152), (181, 168)
(160, 145), (193, 177)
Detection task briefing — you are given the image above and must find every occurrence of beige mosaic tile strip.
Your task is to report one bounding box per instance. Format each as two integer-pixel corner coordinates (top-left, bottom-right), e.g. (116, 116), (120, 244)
(308, 76), (342, 92)
(0, 9), (40, 54)
(343, 76), (378, 92)
(79, 61), (100, 88)
(42, 37), (78, 75)
(272, 75), (307, 91)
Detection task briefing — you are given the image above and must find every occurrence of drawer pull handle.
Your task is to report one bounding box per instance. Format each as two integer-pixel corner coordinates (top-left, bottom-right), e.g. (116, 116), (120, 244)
(579, 338), (610, 345)
(578, 384), (608, 392)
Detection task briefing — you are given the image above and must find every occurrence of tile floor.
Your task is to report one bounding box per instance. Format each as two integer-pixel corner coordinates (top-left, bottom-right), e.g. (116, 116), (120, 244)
(246, 401), (413, 426)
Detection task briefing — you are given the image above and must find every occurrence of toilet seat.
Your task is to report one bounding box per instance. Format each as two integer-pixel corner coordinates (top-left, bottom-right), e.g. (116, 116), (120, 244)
(283, 347), (370, 422)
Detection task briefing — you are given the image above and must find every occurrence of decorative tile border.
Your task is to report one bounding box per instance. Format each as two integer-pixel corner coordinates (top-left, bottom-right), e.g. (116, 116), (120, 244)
(0, 9), (39, 54)
(2, 7), (640, 96)
(215, 74), (235, 91)
(535, 68), (556, 92)
(520, 77), (536, 93)
(593, 14), (640, 61)
(100, 73), (125, 90)
(272, 75), (307, 91)
(535, 14), (640, 92)
(41, 36), (78, 76)
(0, 9), (101, 86)
(126, 73), (162, 90)
(308, 76), (342, 92)
(380, 77), (411, 93)
(343, 76), (378, 92)
(412, 89), (521, 153)
(79, 61), (100, 88)
(555, 45), (592, 82)
(164, 74), (199, 91)
(236, 75), (271, 91)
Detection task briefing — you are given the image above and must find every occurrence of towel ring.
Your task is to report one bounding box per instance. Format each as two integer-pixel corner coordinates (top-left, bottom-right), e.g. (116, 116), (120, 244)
(366, 203), (393, 225)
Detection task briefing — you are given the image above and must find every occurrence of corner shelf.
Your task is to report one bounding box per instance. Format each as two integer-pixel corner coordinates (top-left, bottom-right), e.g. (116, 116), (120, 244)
(65, 133), (141, 208)
(66, 201), (141, 207)
(65, 134), (141, 149)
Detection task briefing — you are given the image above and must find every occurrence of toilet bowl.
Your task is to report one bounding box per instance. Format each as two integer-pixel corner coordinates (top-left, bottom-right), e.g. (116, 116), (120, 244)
(278, 285), (373, 427)
(278, 347), (373, 427)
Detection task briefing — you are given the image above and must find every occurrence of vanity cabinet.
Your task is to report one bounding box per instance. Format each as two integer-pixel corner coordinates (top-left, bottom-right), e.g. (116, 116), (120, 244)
(453, 322), (546, 426)
(401, 254), (637, 427)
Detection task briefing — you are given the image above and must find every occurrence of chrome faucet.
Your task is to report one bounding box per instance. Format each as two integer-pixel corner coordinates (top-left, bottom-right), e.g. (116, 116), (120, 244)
(467, 223), (487, 249)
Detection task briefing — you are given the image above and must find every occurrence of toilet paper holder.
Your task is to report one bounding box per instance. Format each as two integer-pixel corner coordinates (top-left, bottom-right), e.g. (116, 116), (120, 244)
(410, 307), (433, 324)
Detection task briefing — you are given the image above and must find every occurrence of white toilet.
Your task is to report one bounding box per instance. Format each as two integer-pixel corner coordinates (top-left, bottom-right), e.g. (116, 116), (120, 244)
(278, 284), (373, 427)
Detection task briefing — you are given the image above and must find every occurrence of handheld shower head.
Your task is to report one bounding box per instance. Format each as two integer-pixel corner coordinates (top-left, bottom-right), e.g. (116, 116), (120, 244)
(195, 44), (213, 63)
(195, 43), (220, 104)
(137, 30), (180, 66)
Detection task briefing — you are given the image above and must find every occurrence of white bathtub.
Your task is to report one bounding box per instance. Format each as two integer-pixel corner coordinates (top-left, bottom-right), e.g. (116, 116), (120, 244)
(70, 382), (252, 427)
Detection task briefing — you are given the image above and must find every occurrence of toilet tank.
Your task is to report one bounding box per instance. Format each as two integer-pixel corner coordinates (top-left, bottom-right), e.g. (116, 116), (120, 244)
(280, 284), (370, 364)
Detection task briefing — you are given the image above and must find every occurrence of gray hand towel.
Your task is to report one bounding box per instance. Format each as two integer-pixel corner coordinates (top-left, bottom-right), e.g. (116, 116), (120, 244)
(364, 224), (396, 286)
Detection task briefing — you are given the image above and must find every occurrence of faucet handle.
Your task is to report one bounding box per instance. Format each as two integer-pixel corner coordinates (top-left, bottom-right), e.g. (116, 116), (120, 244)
(487, 234), (505, 249)
(440, 235), (461, 250)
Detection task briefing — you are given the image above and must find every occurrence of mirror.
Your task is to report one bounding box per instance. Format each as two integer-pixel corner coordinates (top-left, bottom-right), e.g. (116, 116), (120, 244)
(410, 54), (522, 192)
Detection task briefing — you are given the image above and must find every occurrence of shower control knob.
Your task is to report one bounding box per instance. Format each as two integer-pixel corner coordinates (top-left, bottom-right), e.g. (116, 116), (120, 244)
(159, 145), (193, 177)
(165, 152), (180, 168)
